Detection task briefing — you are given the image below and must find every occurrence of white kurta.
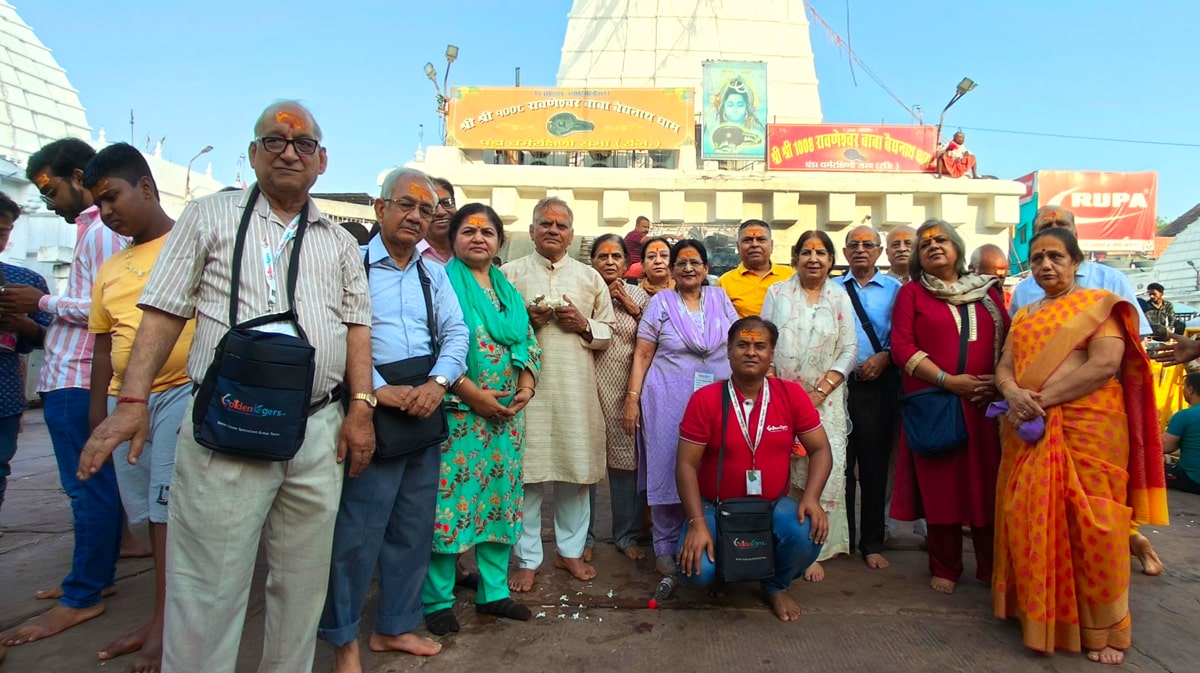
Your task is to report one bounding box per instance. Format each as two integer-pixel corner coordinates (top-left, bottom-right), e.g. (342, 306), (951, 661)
(503, 253), (616, 484)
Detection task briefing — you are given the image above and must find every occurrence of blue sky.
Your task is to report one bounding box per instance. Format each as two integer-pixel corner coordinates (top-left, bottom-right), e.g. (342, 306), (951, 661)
(16, 1), (1200, 220)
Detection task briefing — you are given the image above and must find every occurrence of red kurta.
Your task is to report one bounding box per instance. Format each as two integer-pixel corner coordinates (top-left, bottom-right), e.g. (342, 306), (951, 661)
(889, 282), (1009, 527)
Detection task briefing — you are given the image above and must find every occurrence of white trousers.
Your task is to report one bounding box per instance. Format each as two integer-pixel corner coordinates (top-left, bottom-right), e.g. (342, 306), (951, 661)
(162, 400), (344, 673)
(516, 481), (590, 569)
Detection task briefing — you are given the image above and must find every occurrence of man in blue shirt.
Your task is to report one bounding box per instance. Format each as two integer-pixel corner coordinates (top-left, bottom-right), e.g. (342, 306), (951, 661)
(319, 168), (468, 667)
(0, 192), (53, 520)
(1009, 206), (1152, 335)
(1165, 372), (1200, 495)
(837, 225), (902, 569)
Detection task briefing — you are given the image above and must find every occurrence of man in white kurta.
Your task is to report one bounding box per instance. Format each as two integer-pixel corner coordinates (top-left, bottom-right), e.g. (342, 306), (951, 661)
(502, 197), (615, 591)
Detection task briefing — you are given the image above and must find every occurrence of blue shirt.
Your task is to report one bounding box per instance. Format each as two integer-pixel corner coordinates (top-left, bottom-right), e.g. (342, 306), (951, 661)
(1009, 261), (1152, 335)
(364, 238), (468, 391)
(1, 263), (53, 417)
(837, 271), (902, 367)
(1167, 404), (1200, 484)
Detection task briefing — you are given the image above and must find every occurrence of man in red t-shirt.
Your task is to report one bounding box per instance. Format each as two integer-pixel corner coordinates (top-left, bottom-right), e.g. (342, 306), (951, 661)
(675, 317), (832, 621)
(623, 216), (650, 279)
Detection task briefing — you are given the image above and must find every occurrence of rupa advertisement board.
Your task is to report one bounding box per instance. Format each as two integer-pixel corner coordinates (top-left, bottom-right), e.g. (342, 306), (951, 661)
(1013, 170), (1156, 260)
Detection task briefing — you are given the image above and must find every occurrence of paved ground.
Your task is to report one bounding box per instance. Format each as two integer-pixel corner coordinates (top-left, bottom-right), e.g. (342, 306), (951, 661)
(1, 409), (1198, 673)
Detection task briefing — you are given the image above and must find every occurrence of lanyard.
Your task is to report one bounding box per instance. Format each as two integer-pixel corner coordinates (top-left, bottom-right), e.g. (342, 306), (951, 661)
(261, 215), (301, 310)
(727, 379), (769, 468)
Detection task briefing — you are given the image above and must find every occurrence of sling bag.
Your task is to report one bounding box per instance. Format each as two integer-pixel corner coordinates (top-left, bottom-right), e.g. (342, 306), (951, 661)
(844, 277), (900, 389)
(364, 254), (448, 459)
(898, 304), (969, 457)
(192, 186), (317, 461)
(713, 382), (777, 583)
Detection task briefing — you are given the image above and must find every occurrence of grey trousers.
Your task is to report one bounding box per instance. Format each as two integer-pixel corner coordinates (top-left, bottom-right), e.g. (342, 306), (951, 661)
(587, 467), (642, 550)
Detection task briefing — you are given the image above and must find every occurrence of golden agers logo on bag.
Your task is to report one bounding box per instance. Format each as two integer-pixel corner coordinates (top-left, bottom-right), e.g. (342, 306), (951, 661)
(733, 537), (769, 550)
(221, 394), (286, 417)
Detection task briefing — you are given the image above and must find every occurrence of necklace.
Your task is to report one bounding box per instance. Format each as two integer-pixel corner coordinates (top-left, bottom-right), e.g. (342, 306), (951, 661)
(124, 249), (149, 279)
(1035, 283), (1076, 312)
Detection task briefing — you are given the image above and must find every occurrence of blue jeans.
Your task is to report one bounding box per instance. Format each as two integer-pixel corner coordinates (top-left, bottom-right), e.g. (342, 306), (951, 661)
(41, 388), (123, 608)
(677, 497), (822, 594)
(318, 441), (440, 646)
(0, 413), (20, 515)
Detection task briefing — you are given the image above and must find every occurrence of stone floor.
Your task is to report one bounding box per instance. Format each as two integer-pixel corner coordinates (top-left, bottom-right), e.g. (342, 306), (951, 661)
(1, 409), (1197, 672)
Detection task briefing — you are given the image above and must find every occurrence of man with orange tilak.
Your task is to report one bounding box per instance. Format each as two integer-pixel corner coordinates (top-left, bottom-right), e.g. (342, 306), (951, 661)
(717, 219), (794, 318)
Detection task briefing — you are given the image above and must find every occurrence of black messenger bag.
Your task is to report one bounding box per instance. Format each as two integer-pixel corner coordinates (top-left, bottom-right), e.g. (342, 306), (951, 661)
(193, 186), (317, 461)
(713, 384), (777, 583)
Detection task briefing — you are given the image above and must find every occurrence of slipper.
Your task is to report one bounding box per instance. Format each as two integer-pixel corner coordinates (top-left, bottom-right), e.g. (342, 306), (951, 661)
(476, 598), (532, 621)
(425, 608), (460, 635)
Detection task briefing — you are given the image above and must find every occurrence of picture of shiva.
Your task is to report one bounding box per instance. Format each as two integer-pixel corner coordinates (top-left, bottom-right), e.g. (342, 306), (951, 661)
(704, 77), (765, 158)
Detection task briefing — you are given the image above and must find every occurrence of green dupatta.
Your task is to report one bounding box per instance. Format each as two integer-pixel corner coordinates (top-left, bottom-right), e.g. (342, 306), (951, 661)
(444, 257), (535, 382)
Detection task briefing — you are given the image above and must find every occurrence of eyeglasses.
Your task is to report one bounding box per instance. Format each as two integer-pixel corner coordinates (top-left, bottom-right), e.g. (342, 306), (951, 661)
(384, 198), (436, 221)
(437, 197), (455, 210)
(39, 177), (64, 207)
(673, 259), (705, 269)
(846, 241), (878, 250)
(257, 136), (320, 156)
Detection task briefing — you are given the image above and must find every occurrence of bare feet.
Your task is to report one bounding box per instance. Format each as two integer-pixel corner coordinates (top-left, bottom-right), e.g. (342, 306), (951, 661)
(131, 623), (164, 673)
(554, 553), (598, 581)
(508, 568), (538, 593)
(802, 561), (825, 582)
(1087, 647), (1125, 665)
(0, 603), (105, 646)
(97, 619), (149, 660)
(620, 545), (646, 561)
(332, 640), (364, 673)
(930, 577), (956, 594)
(582, 546), (594, 563)
(1131, 533), (1164, 576)
(36, 585), (116, 601)
(368, 632), (442, 657)
(764, 592), (802, 621)
(865, 553), (890, 569)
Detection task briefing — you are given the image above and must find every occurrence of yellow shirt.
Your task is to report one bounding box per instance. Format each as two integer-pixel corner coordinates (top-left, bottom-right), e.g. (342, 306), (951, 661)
(90, 235), (196, 395)
(717, 263), (795, 318)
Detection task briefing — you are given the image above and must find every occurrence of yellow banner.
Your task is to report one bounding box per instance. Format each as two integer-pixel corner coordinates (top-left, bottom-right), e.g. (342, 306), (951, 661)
(447, 87), (695, 151)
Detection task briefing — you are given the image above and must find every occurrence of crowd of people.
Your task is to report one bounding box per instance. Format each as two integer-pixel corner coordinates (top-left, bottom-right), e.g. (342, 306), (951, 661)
(0, 100), (1192, 671)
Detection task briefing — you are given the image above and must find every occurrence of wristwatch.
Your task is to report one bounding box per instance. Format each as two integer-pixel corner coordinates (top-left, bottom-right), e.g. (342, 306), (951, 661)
(430, 375), (450, 390)
(350, 392), (377, 408)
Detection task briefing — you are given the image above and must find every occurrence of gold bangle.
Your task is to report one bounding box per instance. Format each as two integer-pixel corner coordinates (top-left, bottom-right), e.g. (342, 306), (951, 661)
(823, 376), (837, 389)
(626, 391), (640, 397)
(517, 386), (535, 398)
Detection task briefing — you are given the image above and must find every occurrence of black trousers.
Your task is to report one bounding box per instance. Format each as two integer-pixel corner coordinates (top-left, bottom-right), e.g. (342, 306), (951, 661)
(845, 370), (899, 556)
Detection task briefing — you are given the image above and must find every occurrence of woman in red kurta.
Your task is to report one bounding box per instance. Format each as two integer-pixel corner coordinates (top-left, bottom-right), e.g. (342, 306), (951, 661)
(890, 219), (1009, 594)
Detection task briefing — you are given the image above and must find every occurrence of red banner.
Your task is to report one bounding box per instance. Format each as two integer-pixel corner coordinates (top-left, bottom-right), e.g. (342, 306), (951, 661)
(767, 124), (937, 172)
(1036, 170), (1157, 250)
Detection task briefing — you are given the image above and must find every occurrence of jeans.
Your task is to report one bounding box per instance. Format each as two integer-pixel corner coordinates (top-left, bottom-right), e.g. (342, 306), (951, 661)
(677, 497), (823, 594)
(1166, 463), (1200, 495)
(0, 413), (20, 516)
(41, 388), (122, 608)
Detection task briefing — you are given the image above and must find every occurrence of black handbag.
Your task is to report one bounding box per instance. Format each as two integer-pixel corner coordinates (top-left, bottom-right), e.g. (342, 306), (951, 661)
(713, 383), (776, 583)
(192, 186), (317, 461)
(899, 304), (969, 457)
(366, 257), (448, 459)
(843, 277), (900, 390)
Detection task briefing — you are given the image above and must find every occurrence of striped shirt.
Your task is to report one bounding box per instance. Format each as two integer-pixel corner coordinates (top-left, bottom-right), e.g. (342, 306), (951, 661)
(36, 207), (126, 392)
(138, 188), (371, 402)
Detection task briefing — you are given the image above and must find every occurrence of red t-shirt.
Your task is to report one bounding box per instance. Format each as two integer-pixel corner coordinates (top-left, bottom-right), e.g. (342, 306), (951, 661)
(679, 378), (822, 502)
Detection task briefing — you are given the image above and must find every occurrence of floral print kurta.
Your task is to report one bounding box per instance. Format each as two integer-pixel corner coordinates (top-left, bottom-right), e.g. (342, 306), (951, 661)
(433, 291), (542, 554)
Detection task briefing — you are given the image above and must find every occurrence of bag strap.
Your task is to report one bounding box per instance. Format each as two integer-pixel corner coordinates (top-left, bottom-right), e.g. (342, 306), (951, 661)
(229, 185), (310, 334)
(715, 382), (731, 504)
(844, 278), (884, 354)
(955, 304), (969, 375)
(361, 247), (438, 357)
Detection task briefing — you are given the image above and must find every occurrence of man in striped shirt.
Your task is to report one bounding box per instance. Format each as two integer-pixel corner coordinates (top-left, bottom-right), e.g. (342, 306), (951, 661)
(0, 138), (126, 648)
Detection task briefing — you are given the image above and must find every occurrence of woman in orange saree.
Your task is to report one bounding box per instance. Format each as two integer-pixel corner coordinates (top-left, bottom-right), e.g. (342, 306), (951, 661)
(992, 228), (1168, 666)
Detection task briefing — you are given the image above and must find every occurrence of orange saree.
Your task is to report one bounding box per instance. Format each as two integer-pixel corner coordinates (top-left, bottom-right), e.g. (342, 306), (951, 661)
(993, 289), (1168, 655)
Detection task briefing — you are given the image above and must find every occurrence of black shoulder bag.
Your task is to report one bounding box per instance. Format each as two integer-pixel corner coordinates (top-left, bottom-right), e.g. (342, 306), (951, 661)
(713, 383), (777, 583)
(192, 186), (317, 461)
(898, 304), (969, 457)
(844, 277), (900, 390)
(365, 256), (449, 459)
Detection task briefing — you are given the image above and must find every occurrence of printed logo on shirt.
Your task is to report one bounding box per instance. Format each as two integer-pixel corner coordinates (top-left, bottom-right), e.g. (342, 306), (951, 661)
(766, 424), (789, 433)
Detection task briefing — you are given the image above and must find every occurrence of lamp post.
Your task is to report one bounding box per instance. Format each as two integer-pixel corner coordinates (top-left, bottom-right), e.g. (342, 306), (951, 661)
(425, 44), (459, 144)
(1187, 260), (1200, 291)
(935, 77), (976, 143)
(185, 145), (213, 202)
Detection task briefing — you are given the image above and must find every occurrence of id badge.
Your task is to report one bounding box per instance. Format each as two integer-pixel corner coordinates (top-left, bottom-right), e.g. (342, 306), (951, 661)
(745, 469), (763, 496)
(693, 371), (714, 391)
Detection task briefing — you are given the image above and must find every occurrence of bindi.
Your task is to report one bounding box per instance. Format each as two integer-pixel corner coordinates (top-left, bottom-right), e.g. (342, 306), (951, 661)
(275, 110), (308, 132)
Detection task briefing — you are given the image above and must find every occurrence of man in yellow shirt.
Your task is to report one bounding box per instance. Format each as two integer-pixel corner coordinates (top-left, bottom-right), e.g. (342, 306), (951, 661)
(85, 143), (195, 673)
(717, 219), (794, 318)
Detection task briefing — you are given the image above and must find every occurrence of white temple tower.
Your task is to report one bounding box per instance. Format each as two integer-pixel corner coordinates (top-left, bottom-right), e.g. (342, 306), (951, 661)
(557, 0), (822, 124)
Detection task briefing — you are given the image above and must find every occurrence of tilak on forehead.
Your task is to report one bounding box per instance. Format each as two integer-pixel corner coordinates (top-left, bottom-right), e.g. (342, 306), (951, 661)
(744, 226), (767, 237)
(275, 110), (308, 132)
(596, 240), (622, 254)
(849, 230), (876, 242)
(739, 329), (767, 342)
(407, 181), (432, 201)
(921, 226), (944, 240)
(34, 172), (51, 189)
(802, 238), (826, 249)
(467, 213), (488, 227)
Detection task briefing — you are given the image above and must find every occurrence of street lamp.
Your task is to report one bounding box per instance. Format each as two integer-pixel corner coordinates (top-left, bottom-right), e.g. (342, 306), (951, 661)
(185, 145), (213, 202)
(424, 44), (460, 143)
(1187, 260), (1200, 290)
(935, 77), (977, 143)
